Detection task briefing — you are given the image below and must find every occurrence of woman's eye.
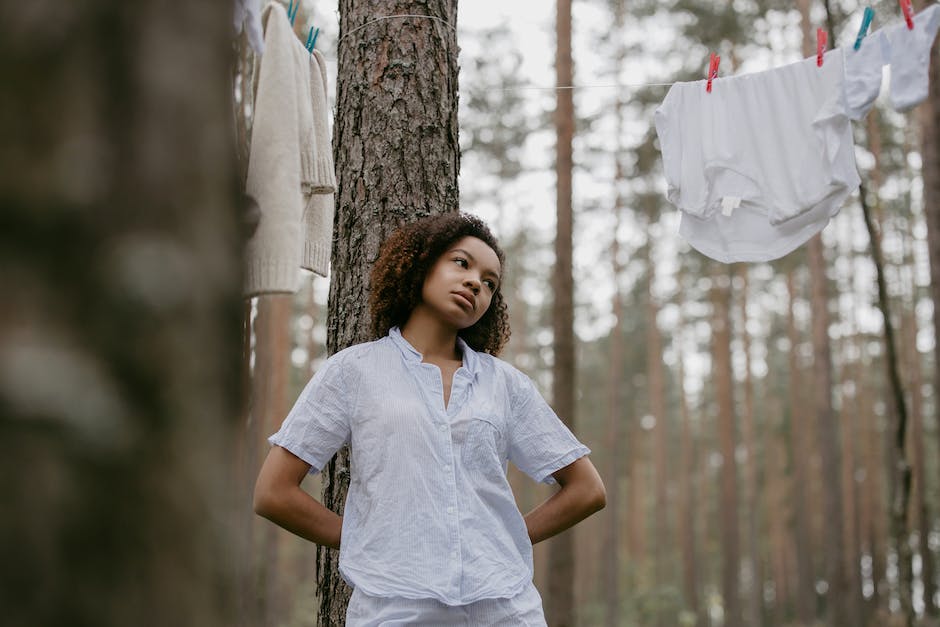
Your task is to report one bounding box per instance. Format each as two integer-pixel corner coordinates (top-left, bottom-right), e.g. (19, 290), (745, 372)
(454, 258), (468, 268)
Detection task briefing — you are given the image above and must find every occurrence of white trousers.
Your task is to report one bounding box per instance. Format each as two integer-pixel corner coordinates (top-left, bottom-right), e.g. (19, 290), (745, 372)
(344, 582), (547, 626)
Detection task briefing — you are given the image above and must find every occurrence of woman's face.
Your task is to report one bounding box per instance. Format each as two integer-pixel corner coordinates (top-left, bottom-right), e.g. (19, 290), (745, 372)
(418, 236), (502, 330)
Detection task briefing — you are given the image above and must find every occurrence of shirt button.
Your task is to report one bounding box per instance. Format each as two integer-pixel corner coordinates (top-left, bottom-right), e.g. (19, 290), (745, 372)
(447, 506), (455, 514)
(439, 424), (447, 431)
(443, 464), (451, 472)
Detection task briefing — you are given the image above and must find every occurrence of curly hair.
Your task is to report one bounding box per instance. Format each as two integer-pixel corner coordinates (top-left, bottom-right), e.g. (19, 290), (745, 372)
(369, 213), (511, 355)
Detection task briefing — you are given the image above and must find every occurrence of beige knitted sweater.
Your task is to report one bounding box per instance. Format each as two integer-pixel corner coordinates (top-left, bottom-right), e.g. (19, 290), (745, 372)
(244, 1), (335, 297)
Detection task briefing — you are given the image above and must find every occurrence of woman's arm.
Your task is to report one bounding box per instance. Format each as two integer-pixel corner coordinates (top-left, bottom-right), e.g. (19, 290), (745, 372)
(253, 446), (343, 549)
(523, 456), (606, 545)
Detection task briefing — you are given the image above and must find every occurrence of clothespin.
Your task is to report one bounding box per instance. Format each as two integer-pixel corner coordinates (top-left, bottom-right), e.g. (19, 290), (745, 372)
(854, 7), (875, 50)
(817, 28), (828, 66)
(305, 26), (320, 52)
(287, 0), (299, 25)
(900, 0), (914, 29)
(706, 53), (720, 93)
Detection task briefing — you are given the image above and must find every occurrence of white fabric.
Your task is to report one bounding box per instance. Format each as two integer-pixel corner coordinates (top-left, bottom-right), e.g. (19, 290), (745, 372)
(345, 581), (547, 626)
(244, 3), (336, 295)
(654, 50), (859, 263)
(234, 0), (264, 54)
(843, 29), (888, 120)
(268, 328), (590, 606)
(885, 4), (940, 111)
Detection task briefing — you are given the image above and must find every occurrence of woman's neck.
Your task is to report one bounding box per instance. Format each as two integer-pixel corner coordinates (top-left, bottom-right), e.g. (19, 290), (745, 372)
(400, 309), (461, 362)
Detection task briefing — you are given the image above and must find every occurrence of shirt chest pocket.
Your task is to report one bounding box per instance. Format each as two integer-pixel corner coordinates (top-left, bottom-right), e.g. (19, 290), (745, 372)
(461, 412), (507, 471)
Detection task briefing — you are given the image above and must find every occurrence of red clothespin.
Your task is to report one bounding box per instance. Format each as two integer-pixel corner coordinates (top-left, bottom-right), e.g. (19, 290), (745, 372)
(817, 28), (828, 66)
(706, 53), (720, 93)
(900, 0), (914, 29)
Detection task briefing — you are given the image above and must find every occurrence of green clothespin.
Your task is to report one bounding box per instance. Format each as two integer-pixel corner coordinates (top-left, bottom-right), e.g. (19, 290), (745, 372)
(854, 7), (875, 50)
(305, 26), (320, 52)
(287, 0), (299, 25)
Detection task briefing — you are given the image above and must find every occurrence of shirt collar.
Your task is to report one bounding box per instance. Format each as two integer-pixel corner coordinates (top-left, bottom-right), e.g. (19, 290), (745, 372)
(389, 327), (482, 377)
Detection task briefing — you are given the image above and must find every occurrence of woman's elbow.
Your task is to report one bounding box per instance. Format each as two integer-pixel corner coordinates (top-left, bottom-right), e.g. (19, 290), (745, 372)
(253, 482), (280, 519)
(590, 480), (607, 513)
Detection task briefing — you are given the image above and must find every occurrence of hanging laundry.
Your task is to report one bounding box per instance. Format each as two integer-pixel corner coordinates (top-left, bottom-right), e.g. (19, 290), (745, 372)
(234, 0), (265, 55)
(244, 2), (336, 297)
(884, 3), (940, 110)
(843, 29), (888, 120)
(654, 50), (859, 264)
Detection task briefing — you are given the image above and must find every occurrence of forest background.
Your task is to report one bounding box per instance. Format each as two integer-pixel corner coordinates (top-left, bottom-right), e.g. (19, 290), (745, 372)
(2, 0), (939, 626)
(239, 0), (940, 626)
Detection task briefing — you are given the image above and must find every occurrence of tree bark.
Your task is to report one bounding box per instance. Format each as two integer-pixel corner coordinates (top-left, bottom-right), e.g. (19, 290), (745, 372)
(319, 2), (460, 624)
(547, 0), (576, 625)
(0, 2), (243, 626)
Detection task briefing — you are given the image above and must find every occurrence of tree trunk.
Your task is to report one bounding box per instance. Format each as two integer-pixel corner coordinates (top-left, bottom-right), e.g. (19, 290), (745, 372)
(547, 0), (576, 625)
(915, 12), (940, 611)
(711, 264), (741, 627)
(253, 295), (293, 626)
(0, 2), (243, 626)
(858, 183), (915, 627)
(786, 270), (817, 625)
(320, 2), (460, 623)
(737, 265), (763, 627)
(676, 287), (702, 625)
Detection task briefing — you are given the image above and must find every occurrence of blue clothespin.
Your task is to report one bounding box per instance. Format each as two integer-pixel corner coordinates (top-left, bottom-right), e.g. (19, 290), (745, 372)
(287, 0), (299, 25)
(854, 7), (875, 50)
(305, 26), (320, 52)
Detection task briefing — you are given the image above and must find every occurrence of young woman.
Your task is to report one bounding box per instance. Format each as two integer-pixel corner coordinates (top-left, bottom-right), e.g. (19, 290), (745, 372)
(254, 213), (606, 625)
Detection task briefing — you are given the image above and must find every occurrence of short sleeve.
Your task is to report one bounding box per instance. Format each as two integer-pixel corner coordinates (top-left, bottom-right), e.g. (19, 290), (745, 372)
(268, 353), (354, 474)
(507, 371), (591, 485)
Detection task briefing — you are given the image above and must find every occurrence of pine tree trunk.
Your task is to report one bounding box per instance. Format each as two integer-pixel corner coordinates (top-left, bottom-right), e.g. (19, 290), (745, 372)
(604, 211), (623, 627)
(0, 2), (243, 625)
(647, 245), (671, 627)
(319, 2), (460, 623)
(254, 295), (293, 626)
(547, 0), (577, 624)
(915, 15), (940, 615)
(737, 266), (763, 627)
(711, 264), (741, 627)
(676, 288), (702, 626)
(786, 270), (817, 625)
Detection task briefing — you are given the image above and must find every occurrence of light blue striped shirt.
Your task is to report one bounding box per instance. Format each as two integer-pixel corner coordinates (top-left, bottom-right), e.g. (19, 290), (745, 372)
(269, 327), (591, 606)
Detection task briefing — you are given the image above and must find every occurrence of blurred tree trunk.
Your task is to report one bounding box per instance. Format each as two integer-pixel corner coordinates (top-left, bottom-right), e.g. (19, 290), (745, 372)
(786, 270), (817, 625)
(861, 103), (914, 625)
(320, 1), (460, 624)
(836, 300), (864, 627)
(916, 11), (940, 614)
(736, 266), (762, 627)
(647, 241), (670, 627)
(604, 197), (623, 627)
(0, 2), (243, 626)
(798, 0), (855, 622)
(915, 0), (940, 617)
(710, 264), (740, 627)
(676, 284), (702, 626)
(253, 295), (293, 626)
(547, 0), (576, 625)
(764, 395), (793, 627)
(806, 230), (856, 627)
(901, 230), (938, 618)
